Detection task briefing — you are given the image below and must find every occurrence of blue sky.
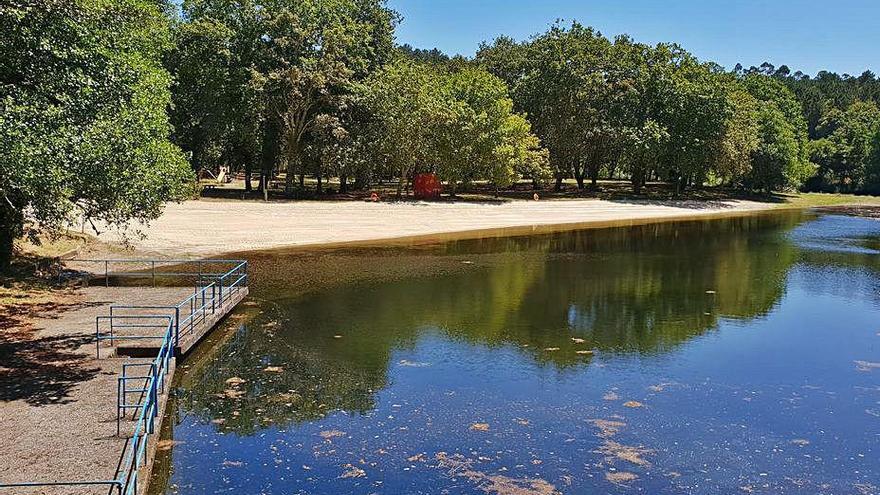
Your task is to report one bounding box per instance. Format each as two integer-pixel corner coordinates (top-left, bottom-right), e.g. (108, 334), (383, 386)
(387, 0), (880, 76)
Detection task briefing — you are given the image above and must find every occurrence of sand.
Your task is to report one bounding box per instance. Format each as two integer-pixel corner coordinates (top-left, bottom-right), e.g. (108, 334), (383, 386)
(96, 198), (772, 257)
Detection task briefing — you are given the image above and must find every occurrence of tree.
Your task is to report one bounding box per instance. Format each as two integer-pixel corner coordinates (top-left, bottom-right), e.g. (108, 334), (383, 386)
(0, 0), (192, 271)
(742, 74), (815, 191)
(361, 58), (440, 196)
(431, 66), (549, 196)
(811, 101), (880, 191)
(252, 0), (396, 195)
(712, 83), (760, 186)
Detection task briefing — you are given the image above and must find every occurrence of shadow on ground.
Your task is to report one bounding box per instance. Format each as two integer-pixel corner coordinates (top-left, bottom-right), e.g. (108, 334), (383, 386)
(0, 292), (104, 406)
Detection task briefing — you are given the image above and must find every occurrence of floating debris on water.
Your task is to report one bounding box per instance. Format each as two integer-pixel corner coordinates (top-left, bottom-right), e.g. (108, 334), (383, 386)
(603, 391), (620, 401)
(590, 419), (626, 438)
(156, 440), (184, 451)
(339, 464), (366, 479)
(594, 440), (653, 466)
(399, 359), (431, 367)
(623, 401), (644, 408)
(855, 360), (880, 372)
(605, 471), (638, 484)
(435, 452), (560, 495)
(469, 423), (490, 432)
(790, 438), (810, 446)
(263, 366), (283, 373)
(319, 430), (346, 440)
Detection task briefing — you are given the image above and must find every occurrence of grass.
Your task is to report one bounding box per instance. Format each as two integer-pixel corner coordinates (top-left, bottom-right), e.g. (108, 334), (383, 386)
(770, 191), (880, 208)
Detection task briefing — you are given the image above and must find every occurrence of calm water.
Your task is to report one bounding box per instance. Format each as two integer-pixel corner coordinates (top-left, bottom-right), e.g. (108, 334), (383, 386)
(151, 211), (880, 495)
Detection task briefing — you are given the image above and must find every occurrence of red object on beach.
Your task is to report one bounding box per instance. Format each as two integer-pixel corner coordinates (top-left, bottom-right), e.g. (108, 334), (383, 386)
(413, 173), (442, 199)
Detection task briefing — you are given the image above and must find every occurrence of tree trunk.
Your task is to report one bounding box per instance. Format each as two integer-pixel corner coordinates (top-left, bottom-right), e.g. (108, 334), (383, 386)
(340, 175), (348, 193)
(0, 200), (22, 273)
(316, 171), (323, 195)
(632, 168), (644, 195)
(245, 162), (253, 192)
(574, 162), (585, 189)
(396, 166), (406, 198)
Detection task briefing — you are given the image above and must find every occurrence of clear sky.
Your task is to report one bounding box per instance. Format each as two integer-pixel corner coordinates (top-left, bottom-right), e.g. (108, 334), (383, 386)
(387, 0), (879, 76)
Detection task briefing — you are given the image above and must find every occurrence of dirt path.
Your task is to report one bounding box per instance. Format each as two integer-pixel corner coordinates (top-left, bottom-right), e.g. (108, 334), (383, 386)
(98, 198), (773, 256)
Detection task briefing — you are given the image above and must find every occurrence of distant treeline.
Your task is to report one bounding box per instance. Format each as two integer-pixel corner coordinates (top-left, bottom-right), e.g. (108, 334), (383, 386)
(3, 0), (880, 271)
(167, 3), (880, 196)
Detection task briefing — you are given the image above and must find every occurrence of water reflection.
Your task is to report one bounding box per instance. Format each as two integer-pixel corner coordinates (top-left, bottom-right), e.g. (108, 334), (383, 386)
(155, 211), (880, 494)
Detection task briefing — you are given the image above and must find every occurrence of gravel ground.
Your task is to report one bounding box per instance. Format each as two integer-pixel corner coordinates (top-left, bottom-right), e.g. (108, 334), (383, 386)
(0, 287), (189, 494)
(96, 198), (771, 257)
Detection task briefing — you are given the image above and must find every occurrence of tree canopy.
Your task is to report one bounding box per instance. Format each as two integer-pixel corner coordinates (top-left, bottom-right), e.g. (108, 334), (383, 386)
(0, 0), (191, 270)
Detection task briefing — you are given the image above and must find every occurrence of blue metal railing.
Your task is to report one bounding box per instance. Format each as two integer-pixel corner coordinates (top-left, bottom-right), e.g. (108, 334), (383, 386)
(67, 258), (248, 288)
(0, 259), (247, 494)
(93, 260), (248, 355)
(0, 316), (175, 495)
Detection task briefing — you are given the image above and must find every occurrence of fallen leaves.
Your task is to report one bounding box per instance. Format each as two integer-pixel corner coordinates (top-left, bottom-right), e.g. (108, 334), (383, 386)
(469, 422), (490, 432)
(623, 401), (644, 408)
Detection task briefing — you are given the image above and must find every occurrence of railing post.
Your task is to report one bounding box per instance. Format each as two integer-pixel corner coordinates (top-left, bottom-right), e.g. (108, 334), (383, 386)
(174, 309), (179, 353)
(116, 377), (121, 436)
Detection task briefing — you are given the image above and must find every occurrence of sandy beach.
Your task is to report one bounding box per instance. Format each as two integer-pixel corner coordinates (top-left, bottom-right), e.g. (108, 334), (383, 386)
(95, 198), (775, 257)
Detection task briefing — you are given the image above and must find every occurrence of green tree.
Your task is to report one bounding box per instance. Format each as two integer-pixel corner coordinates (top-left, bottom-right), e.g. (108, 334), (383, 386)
(251, 0), (396, 195)
(361, 59), (440, 196)
(712, 82), (760, 186)
(0, 0), (192, 271)
(812, 101), (880, 191)
(431, 67), (548, 196)
(742, 74), (815, 191)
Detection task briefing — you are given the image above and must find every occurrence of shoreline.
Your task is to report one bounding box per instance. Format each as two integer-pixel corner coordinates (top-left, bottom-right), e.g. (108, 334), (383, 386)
(94, 197), (784, 258)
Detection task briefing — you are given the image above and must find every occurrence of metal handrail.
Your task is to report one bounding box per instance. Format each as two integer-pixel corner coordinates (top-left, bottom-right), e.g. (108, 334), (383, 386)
(0, 259), (247, 493)
(0, 317), (175, 494)
(67, 258), (246, 288)
(116, 315), (174, 495)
